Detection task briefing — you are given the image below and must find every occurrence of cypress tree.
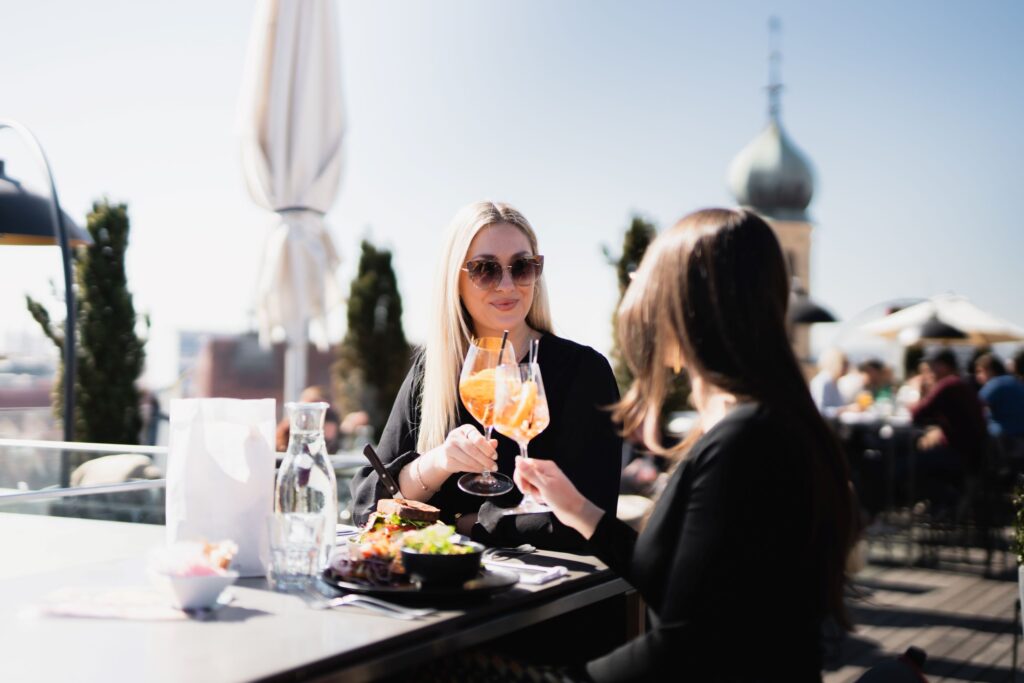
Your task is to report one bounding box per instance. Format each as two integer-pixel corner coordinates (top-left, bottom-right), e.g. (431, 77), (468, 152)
(332, 240), (411, 439)
(26, 199), (147, 446)
(609, 216), (657, 392)
(607, 215), (690, 419)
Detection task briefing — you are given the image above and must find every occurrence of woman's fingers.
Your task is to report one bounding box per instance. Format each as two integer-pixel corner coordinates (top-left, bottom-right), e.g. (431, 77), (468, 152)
(447, 426), (496, 472)
(513, 465), (542, 498)
(514, 457), (600, 536)
(516, 457), (574, 506)
(515, 457), (549, 492)
(513, 462), (532, 489)
(461, 427), (498, 468)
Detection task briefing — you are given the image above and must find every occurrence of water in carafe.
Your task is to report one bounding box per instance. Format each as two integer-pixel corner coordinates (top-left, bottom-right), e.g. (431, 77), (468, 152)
(274, 402), (338, 570)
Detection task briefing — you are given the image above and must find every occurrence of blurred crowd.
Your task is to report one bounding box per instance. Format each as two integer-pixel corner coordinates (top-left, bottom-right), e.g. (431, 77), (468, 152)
(811, 346), (1024, 521)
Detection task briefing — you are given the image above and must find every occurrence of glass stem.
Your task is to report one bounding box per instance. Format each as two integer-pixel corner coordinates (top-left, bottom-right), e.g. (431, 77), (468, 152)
(518, 440), (533, 503)
(481, 425), (495, 481)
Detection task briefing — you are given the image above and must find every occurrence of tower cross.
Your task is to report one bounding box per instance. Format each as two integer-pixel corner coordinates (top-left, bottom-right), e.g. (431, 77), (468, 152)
(768, 16), (783, 122)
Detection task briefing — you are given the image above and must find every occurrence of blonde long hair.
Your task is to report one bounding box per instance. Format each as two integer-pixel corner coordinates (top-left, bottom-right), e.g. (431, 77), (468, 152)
(416, 201), (553, 453)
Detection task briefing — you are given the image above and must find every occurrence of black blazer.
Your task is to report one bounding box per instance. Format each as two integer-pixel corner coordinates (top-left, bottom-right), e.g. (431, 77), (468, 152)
(586, 402), (829, 682)
(350, 333), (622, 551)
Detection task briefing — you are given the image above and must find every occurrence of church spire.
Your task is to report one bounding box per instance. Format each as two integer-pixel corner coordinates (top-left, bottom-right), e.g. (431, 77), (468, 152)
(767, 16), (783, 122)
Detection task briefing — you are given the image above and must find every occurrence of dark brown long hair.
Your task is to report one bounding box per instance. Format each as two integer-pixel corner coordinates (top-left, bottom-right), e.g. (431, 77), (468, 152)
(613, 208), (854, 628)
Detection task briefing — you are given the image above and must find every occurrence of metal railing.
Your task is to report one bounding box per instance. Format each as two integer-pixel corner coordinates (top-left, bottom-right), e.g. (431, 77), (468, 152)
(0, 478), (167, 503)
(0, 438), (367, 505)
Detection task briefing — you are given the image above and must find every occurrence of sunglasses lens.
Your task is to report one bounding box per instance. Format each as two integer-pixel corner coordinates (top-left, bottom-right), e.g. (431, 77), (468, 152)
(511, 258), (541, 285)
(466, 257), (542, 289)
(467, 260), (502, 288)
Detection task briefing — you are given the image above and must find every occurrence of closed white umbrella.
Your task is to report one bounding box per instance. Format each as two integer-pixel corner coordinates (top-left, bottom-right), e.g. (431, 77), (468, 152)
(860, 294), (1024, 345)
(239, 0), (344, 402)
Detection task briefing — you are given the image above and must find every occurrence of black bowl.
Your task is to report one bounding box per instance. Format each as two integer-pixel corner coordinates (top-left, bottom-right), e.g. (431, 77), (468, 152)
(400, 541), (484, 585)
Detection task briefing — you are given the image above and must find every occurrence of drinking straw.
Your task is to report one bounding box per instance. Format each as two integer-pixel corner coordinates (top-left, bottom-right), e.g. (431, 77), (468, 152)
(498, 329), (510, 363)
(530, 338), (539, 365)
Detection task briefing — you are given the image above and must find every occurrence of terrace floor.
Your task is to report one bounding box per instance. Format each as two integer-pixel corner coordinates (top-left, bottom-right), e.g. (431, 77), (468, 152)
(825, 546), (1021, 682)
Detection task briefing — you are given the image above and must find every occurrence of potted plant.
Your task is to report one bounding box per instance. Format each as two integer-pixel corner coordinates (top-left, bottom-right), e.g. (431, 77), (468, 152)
(1013, 479), (1024, 634)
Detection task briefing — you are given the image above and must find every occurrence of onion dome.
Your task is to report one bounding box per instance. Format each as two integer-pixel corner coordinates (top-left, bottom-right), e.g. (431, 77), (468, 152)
(727, 119), (814, 220)
(727, 18), (815, 220)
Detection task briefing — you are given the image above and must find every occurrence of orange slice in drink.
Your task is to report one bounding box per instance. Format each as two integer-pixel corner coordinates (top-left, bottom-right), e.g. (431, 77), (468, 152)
(459, 368), (496, 403)
(507, 380), (537, 431)
(460, 368), (497, 425)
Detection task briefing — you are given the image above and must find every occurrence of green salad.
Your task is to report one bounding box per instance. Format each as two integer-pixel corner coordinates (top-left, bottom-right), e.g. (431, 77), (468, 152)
(401, 525), (476, 555)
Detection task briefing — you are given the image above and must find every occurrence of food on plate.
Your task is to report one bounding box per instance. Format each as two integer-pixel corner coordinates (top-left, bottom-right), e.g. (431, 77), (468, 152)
(401, 524), (476, 555)
(400, 525), (484, 585)
(328, 498), (444, 585)
(374, 497), (441, 527)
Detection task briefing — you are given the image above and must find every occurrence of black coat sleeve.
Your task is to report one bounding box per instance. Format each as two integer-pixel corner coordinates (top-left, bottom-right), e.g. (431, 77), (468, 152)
(349, 361), (422, 525)
(585, 446), (734, 682)
(586, 512), (639, 580)
(574, 350), (624, 515)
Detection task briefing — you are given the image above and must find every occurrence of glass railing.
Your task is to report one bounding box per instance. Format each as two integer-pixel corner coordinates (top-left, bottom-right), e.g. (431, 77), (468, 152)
(0, 438), (367, 524)
(0, 407), (60, 441)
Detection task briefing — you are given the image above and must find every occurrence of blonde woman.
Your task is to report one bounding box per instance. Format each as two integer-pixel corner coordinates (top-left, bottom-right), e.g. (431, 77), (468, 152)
(350, 201), (621, 549)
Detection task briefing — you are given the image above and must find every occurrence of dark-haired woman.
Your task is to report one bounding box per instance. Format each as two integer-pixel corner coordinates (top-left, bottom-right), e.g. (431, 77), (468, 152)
(517, 208), (854, 681)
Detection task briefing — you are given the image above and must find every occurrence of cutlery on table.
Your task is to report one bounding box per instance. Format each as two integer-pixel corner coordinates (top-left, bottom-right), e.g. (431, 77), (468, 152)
(362, 445), (402, 498)
(312, 594), (437, 620)
(482, 544), (536, 561)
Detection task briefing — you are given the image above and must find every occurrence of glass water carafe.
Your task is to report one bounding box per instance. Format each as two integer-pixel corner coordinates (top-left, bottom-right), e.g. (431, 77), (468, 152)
(274, 402), (338, 570)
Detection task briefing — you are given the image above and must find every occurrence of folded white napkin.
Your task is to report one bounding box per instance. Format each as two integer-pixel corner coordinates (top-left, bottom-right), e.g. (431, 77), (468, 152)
(483, 561), (568, 585)
(31, 587), (191, 621)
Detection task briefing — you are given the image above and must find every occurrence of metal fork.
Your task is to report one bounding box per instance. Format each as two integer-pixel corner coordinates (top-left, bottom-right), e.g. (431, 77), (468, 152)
(482, 543), (537, 561)
(316, 594), (437, 620)
(304, 583), (437, 620)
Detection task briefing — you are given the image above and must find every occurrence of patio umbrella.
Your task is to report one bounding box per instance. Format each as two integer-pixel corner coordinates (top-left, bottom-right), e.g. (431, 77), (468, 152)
(860, 294), (1024, 345)
(239, 0), (345, 402)
(789, 280), (838, 325)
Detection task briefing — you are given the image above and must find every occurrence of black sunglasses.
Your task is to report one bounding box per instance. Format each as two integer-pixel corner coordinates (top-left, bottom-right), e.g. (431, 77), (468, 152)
(462, 255), (544, 290)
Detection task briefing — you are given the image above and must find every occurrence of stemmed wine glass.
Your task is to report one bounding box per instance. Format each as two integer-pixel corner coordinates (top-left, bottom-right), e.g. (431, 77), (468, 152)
(492, 361), (551, 514)
(457, 337), (517, 496)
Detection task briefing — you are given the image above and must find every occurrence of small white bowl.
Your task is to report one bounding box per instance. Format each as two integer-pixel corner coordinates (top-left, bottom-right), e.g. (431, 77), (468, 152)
(166, 571), (238, 610)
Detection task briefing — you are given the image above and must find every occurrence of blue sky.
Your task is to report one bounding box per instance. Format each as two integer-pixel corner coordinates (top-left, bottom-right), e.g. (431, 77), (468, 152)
(1, 1), (1022, 386)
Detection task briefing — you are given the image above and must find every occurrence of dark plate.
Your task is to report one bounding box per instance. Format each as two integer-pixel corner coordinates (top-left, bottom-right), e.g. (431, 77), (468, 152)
(322, 566), (518, 605)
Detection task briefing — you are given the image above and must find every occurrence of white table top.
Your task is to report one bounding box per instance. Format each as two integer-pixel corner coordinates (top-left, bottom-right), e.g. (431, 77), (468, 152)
(0, 513), (628, 683)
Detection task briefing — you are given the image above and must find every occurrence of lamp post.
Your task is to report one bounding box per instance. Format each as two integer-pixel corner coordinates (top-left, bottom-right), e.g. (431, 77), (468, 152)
(0, 121), (90, 477)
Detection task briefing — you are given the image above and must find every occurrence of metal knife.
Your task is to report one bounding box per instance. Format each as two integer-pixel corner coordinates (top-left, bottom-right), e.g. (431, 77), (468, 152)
(363, 444), (402, 498)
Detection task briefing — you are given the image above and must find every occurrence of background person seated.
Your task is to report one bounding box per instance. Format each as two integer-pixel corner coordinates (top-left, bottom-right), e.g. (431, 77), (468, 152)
(1011, 348), (1024, 380)
(974, 353), (1024, 468)
(858, 359), (893, 401)
(910, 349), (988, 506)
(810, 348), (848, 417)
(275, 385), (367, 453)
(974, 353), (1024, 438)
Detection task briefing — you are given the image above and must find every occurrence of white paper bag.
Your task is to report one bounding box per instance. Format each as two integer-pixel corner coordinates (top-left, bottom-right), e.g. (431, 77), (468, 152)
(166, 398), (276, 577)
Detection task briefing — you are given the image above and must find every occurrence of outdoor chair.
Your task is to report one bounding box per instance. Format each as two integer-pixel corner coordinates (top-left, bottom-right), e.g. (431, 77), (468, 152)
(50, 453), (164, 524)
(913, 438), (1014, 574)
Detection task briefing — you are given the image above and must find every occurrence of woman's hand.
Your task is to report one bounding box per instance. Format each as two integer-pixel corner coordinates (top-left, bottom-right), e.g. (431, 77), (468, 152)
(514, 457), (605, 539)
(427, 424), (499, 474)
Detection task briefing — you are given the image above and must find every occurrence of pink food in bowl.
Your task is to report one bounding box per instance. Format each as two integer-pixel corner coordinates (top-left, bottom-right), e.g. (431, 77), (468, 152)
(177, 564), (225, 578)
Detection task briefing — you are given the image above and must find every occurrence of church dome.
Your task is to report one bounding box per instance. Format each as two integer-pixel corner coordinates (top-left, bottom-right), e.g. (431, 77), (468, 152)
(727, 119), (815, 220)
